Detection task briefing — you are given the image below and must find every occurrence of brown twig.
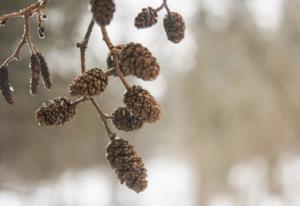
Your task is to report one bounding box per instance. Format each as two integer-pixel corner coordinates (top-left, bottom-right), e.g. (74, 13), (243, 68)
(90, 98), (116, 141)
(0, 0), (49, 23)
(163, 0), (171, 14)
(1, 0), (49, 67)
(76, 19), (95, 73)
(100, 25), (131, 91)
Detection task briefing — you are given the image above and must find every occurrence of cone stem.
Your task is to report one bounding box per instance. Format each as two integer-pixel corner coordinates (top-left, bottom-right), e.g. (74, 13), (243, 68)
(100, 25), (132, 91)
(90, 98), (116, 141)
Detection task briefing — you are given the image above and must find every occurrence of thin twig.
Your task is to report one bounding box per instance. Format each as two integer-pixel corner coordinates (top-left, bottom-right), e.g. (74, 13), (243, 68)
(163, 0), (171, 14)
(100, 25), (131, 91)
(0, 0), (49, 22)
(77, 19), (95, 73)
(90, 98), (116, 141)
(24, 14), (36, 54)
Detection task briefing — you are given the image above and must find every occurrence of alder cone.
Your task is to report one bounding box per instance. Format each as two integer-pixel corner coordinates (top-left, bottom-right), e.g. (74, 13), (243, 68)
(123, 85), (161, 123)
(163, 12), (185, 43)
(112, 107), (144, 132)
(69, 68), (108, 97)
(29, 54), (41, 95)
(106, 138), (148, 193)
(0, 66), (14, 104)
(119, 43), (160, 81)
(90, 0), (115, 26)
(134, 7), (158, 29)
(35, 97), (76, 126)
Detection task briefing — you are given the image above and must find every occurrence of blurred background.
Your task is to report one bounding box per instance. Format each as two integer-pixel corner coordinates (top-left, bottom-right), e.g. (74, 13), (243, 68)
(1, 0), (300, 205)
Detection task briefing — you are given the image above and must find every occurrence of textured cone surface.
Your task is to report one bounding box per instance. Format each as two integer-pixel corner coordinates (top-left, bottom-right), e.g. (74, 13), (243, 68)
(30, 54), (41, 95)
(37, 52), (52, 89)
(123, 85), (161, 123)
(69, 68), (108, 97)
(106, 138), (148, 193)
(134, 7), (158, 29)
(90, 0), (115, 26)
(119, 43), (160, 81)
(0, 66), (14, 104)
(112, 107), (144, 132)
(163, 12), (185, 43)
(35, 97), (76, 126)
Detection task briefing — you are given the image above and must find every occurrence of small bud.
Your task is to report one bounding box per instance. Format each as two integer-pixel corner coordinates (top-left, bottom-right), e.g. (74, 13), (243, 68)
(29, 54), (41, 95)
(0, 66), (14, 104)
(0, 19), (7, 26)
(37, 52), (52, 89)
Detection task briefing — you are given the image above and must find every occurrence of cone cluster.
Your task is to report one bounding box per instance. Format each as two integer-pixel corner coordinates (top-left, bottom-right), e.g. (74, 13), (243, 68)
(90, 0), (115, 26)
(69, 68), (108, 97)
(0, 66), (14, 104)
(163, 12), (185, 43)
(119, 43), (160, 81)
(124, 85), (161, 123)
(29, 54), (41, 95)
(112, 107), (144, 132)
(134, 7), (158, 29)
(106, 138), (148, 193)
(35, 97), (76, 126)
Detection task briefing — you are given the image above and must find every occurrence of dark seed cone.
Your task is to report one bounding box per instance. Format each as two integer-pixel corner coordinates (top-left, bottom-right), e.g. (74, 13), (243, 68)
(35, 97), (76, 126)
(90, 0), (115, 26)
(134, 7), (158, 29)
(119, 43), (160, 81)
(163, 12), (186, 43)
(29, 54), (41, 95)
(37, 52), (52, 89)
(0, 66), (14, 104)
(112, 107), (144, 132)
(69, 68), (108, 97)
(106, 138), (148, 193)
(123, 85), (161, 123)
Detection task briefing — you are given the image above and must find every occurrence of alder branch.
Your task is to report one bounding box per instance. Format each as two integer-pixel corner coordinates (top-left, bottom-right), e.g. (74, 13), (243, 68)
(0, 0), (49, 23)
(76, 18), (95, 73)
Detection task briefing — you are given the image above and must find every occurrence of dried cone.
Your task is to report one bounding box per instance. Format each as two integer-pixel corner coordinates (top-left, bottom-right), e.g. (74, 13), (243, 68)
(112, 107), (144, 132)
(163, 12), (185, 43)
(134, 7), (158, 29)
(123, 85), (161, 123)
(69, 68), (108, 97)
(29, 54), (41, 95)
(119, 43), (160, 81)
(106, 138), (148, 193)
(35, 97), (76, 126)
(0, 66), (14, 104)
(37, 52), (52, 89)
(90, 0), (115, 26)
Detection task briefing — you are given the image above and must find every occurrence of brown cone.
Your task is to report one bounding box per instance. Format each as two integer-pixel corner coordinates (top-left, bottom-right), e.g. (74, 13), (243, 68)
(69, 68), (108, 97)
(163, 12), (185, 43)
(119, 43), (160, 81)
(106, 138), (148, 193)
(35, 97), (76, 126)
(90, 0), (115, 26)
(0, 66), (14, 104)
(134, 7), (158, 29)
(112, 107), (144, 132)
(123, 85), (161, 123)
(29, 54), (41, 95)
(37, 52), (52, 89)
